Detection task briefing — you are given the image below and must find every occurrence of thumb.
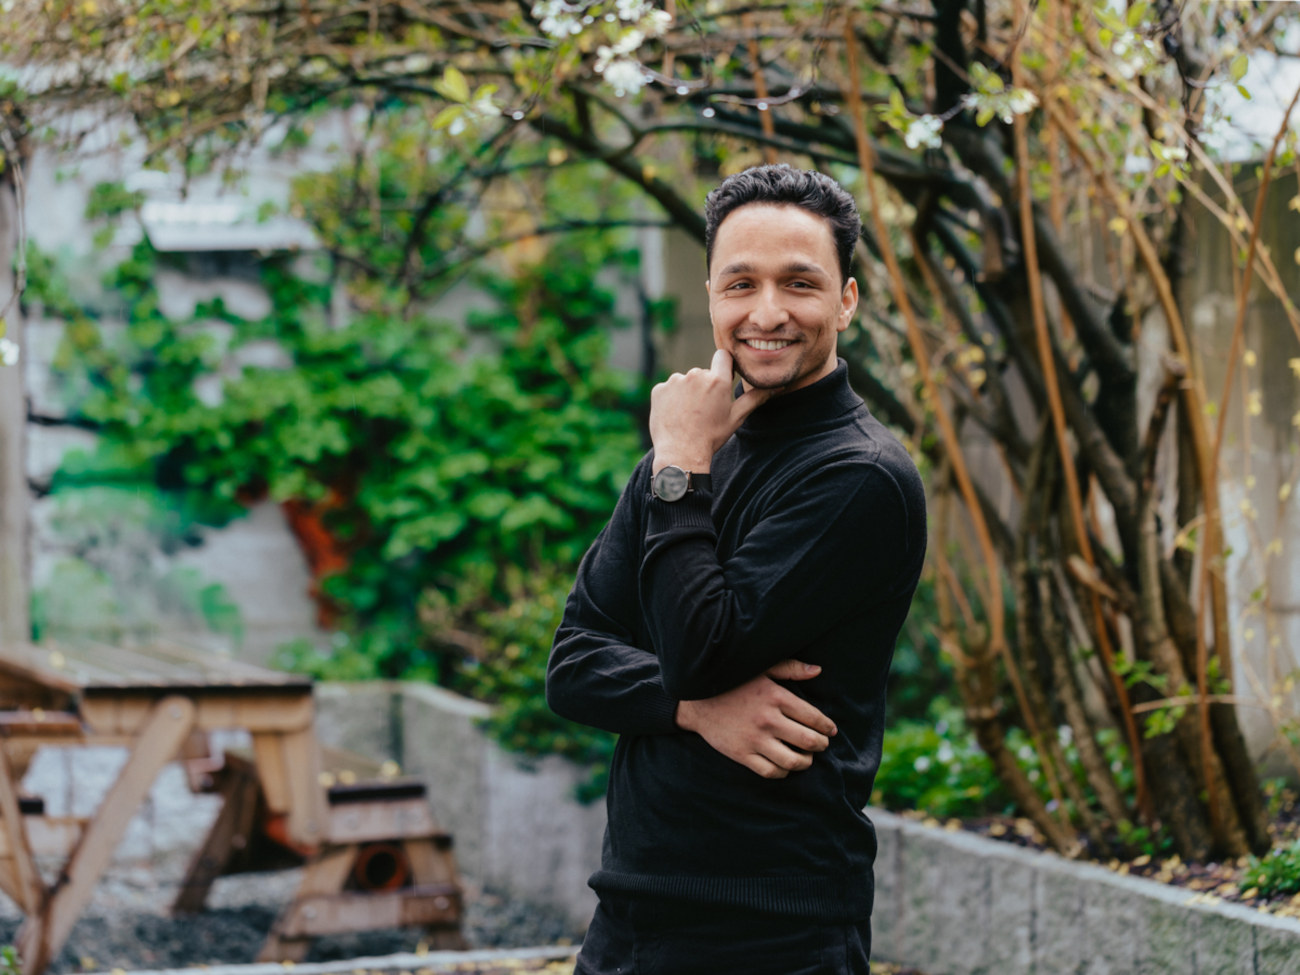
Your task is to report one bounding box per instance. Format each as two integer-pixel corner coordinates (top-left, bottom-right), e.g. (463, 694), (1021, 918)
(710, 347), (734, 380)
(766, 659), (822, 681)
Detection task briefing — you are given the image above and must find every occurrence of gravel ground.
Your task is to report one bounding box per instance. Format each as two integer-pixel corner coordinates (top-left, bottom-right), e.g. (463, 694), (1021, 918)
(0, 854), (583, 973)
(0, 856), (930, 975)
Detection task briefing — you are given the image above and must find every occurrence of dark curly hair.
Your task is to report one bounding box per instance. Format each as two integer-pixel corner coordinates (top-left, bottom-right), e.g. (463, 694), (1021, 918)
(704, 164), (861, 285)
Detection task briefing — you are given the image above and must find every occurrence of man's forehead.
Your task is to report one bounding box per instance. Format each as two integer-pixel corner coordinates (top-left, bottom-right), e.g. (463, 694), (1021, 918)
(711, 204), (837, 261)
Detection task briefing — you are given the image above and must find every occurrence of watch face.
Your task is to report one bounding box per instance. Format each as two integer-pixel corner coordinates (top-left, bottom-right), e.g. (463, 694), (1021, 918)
(653, 466), (689, 502)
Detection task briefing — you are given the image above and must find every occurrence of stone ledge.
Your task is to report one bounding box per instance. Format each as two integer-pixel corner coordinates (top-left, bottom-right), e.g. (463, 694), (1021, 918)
(870, 809), (1300, 975)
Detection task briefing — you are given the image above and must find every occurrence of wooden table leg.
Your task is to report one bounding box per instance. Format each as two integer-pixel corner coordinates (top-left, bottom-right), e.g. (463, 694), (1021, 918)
(172, 760), (261, 914)
(16, 696), (196, 975)
(404, 837), (467, 950)
(0, 746), (44, 914)
(257, 846), (355, 963)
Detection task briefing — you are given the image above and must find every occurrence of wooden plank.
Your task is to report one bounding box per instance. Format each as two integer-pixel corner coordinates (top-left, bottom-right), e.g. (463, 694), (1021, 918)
(0, 859), (24, 906)
(0, 710), (83, 737)
(173, 760), (261, 914)
(405, 836), (459, 887)
(257, 846), (356, 962)
(79, 691), (313, 736)
(279, 727), (326, 848)
(251, 733), (291, 815)
(324, 798), (440, 846)
(273, 885), (462, 938)
(16, 696), (196, 975)
(0, 640), (312, 694)
(0, 742), (44, 914)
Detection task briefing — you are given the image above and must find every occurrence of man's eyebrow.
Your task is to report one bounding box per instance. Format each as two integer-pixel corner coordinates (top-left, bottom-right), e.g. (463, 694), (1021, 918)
(715, 261), (830, 277)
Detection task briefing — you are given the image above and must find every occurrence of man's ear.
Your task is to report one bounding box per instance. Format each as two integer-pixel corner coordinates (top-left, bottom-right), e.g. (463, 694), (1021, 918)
(837, 278), (859, 332)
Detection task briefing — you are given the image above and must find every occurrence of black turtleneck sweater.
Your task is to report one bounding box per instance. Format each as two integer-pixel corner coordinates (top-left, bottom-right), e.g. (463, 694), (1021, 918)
(547, 360), (926, 921)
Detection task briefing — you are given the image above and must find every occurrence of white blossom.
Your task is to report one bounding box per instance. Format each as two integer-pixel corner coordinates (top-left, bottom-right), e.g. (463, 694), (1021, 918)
(600, 57), (647, 96)
(1006, 88), (1038, 116)
(0, 338), (17, 366)
(532, 0), (584, 38)
(615, 0), (651, 20)
(903, 114), (943, 150)
(642, 8), (672, 36)
(913, 756), (932, 773)
(595, 29), (644, 72)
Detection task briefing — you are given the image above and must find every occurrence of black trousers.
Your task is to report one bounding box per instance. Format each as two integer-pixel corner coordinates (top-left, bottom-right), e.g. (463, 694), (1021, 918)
(575, 896), (872, 975)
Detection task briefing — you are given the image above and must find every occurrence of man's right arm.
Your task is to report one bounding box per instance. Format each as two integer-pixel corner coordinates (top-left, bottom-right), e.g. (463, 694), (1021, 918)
(547, 460), (837, 772)
(547, 462), (681, 737)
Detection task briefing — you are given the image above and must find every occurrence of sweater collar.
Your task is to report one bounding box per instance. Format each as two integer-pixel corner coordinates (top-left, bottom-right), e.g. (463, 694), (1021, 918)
(738, 359), (864, 435)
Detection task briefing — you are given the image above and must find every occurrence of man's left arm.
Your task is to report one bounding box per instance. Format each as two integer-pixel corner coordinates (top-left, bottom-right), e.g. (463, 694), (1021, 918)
(642, 462), (919, 701)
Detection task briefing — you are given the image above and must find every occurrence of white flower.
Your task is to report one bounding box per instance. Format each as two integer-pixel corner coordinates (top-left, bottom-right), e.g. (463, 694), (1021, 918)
(936, 742), (955, 764)
(914, 756), (932, 773)
(616, 0), (650, 20)
(0, 338), (17, 366)
(600, 57), (646, 96)
(533, 0), (584, 38)
(1007, 88), (1038, 115)
(642, 8), (672, 35)
(903, 114), (943, 150)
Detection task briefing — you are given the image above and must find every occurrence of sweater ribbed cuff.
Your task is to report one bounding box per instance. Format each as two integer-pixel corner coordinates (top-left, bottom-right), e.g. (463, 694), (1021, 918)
(645, 489), (715, 535)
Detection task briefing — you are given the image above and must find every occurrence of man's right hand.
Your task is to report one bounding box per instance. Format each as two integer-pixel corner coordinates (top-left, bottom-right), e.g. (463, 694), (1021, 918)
(674, 660), (837, 779)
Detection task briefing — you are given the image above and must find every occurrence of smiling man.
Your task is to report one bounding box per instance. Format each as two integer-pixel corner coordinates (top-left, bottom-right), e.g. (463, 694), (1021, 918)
(547, 165), (927, 974)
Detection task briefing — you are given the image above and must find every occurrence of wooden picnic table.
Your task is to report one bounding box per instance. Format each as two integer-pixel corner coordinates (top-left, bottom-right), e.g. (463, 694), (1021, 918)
(0, 639), (463, 974)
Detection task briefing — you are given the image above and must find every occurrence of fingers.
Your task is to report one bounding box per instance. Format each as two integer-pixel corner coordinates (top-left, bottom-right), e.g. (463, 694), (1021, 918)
(772, 714), (831, 754)
(782, 693), (837, 738)
(755, 738), (814, 775)
(729, 385), (774, 428)
(766, 659), (821, 681)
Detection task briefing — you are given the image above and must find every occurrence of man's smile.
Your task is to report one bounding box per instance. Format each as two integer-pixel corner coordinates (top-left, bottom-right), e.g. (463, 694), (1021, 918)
(741, 339), (796, 351)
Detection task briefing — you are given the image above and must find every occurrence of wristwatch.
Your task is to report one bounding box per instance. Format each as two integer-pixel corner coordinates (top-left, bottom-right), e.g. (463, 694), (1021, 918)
(651, 466), (711, 502)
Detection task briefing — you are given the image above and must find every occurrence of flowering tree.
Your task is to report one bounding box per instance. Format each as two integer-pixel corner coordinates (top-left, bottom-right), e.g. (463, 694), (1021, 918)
(6, 0), (1300, 860)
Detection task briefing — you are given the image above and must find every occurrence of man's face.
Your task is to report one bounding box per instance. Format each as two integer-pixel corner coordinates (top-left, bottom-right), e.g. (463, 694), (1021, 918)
(707, 203), (858, 395)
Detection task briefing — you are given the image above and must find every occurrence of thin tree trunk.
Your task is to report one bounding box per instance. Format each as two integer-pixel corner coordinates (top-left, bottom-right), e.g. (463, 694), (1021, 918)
(0, 172), (28, 645)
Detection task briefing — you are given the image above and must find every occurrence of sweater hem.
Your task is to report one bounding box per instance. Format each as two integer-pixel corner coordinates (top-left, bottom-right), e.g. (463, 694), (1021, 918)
(588, 869), (874, 921)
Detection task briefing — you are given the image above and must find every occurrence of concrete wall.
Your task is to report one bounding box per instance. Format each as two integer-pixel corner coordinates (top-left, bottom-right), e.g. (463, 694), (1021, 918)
(871, 809), (1300, 975)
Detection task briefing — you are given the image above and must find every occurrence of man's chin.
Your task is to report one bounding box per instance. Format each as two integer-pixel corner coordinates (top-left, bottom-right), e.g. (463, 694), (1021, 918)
(734, 363), (796, 394)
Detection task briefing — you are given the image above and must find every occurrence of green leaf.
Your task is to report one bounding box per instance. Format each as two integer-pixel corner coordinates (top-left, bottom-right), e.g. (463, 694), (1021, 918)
(1230, 53), (1249, 83)
(1125, 2), (1148, 29)
(432, 105), (463, 130)
(434, 65), (471, 103)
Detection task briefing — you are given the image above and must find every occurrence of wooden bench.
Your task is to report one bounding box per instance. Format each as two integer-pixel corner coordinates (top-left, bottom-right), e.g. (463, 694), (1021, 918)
(175, 744), (466, 961)
(0, 640), (466, 972)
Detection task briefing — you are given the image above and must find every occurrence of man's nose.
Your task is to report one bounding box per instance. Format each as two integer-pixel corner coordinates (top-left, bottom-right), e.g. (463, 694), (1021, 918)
(749, 285), (789, 329)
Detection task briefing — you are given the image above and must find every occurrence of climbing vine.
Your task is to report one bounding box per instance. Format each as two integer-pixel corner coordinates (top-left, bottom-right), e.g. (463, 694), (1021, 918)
(35, 164), (656, 779)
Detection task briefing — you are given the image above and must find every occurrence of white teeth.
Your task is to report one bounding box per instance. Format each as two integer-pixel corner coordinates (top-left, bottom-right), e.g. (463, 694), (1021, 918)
(746, 340), (792, 351)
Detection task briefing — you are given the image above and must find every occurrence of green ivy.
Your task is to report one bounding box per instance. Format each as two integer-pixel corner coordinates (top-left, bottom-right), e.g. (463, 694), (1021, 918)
(37, 166), (648, 792)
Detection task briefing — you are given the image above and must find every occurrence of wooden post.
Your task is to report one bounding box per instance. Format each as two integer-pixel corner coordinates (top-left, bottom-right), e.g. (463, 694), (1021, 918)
(16, 696), (196, 975)
(0, 745), (43, 914)
(0, 165), (29, 646)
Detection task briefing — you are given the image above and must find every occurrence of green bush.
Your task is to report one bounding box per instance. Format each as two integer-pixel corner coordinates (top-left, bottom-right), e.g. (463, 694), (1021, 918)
(874, 707), (1013, 817)
(1243, 840), (1300, 899)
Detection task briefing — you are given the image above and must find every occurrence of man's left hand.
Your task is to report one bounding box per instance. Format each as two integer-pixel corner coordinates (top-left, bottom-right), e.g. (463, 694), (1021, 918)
(649, 349), (771, 474)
